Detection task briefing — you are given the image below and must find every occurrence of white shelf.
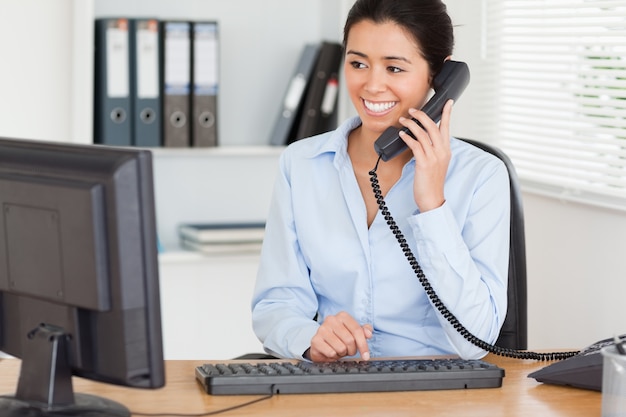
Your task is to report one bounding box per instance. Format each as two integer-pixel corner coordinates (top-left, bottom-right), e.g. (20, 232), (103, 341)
(149, 145), (284, 158)
(159, 247), (262, 264)
(151, 147), (280, 248)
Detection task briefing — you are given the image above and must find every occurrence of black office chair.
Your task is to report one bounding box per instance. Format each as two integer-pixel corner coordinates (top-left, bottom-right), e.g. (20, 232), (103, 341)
(458, 137), (528, 350)
(236, 138), (528, 359)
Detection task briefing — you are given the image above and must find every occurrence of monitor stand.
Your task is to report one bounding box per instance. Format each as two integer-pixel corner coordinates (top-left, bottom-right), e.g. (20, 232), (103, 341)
(0, 324), (130, 417)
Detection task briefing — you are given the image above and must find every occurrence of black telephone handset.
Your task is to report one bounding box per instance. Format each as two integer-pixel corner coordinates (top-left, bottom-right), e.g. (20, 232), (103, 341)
(374, 60), (470, 161)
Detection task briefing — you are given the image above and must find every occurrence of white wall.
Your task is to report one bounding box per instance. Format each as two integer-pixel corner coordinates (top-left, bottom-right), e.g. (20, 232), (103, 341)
(524, 194), (626, 349)
(0, 0), (93, 143)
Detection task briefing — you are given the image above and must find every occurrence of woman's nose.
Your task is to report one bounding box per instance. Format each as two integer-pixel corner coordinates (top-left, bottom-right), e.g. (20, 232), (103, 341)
(364, 69), (387, 94)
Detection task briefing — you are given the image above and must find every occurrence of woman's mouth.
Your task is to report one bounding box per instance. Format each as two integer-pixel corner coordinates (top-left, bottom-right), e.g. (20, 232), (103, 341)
(363, 99), (397, 114)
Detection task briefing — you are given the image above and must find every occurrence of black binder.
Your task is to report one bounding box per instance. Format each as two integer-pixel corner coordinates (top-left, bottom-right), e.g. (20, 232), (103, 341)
(129, 18), (161, 147)
(191, 21), (219, 147)
(160, 21), (191, 147)
(294, 41), (343, 142)
(94, 18), (132, 146)
(269, 44), (320, 146)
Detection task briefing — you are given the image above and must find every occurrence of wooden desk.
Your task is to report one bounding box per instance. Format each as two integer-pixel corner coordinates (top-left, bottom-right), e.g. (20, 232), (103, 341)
(0, 354), (600, 416)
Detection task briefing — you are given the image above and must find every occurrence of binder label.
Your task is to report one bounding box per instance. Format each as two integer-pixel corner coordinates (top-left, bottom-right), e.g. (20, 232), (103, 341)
(164, 22), (191, 95)
(136, 20), (159, 99)
(193, 23), (219, 96)
(321, 77), (339, 115)
(284, 74), (307, 113)
(106, 19), (129, 98)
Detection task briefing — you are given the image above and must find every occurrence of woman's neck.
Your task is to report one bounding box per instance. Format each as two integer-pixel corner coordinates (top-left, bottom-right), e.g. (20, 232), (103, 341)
(348, 125), (412, 169)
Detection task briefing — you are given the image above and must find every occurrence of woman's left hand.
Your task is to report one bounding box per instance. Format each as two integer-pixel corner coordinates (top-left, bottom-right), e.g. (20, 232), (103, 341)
(398, 99), (453, 212)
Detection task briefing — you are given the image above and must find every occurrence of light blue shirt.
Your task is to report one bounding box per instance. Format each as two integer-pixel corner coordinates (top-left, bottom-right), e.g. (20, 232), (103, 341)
(252, 117), (510, 360)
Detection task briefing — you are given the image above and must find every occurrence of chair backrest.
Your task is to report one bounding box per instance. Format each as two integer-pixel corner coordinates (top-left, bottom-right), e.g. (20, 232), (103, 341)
(458, 137), (528, 350)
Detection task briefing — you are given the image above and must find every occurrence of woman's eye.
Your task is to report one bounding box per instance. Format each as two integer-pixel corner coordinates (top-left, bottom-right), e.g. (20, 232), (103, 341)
(350, 61), (366, 69)
(388, 66), (404, 74)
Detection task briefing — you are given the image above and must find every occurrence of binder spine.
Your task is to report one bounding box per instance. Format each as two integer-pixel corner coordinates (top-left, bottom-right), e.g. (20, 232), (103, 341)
(130, 18), (162, 147)
(294, 41), (343, 142)
(191, 21), (219, 147)
(94, 18), (132, 146)
(268, 44), (320, 146)
(160, 21), (191, 147)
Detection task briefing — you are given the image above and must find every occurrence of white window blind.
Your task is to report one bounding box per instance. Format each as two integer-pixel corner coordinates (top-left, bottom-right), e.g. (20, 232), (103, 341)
(482, 0), (626, 207)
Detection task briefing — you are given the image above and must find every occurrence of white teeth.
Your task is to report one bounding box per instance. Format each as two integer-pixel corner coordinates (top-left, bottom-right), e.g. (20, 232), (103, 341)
(364, 100), (396, 113)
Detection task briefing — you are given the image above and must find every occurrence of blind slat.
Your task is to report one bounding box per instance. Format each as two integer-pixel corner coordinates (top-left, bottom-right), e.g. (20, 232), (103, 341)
(482, 0), (626, 200)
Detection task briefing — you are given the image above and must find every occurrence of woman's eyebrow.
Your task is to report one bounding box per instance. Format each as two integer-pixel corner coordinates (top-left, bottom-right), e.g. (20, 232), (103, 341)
(346, 49), (411, 63)
(346, 49), (366, 58)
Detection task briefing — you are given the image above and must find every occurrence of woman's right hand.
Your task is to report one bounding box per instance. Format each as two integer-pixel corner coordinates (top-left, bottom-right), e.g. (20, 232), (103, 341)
(307, 311), (373, 362)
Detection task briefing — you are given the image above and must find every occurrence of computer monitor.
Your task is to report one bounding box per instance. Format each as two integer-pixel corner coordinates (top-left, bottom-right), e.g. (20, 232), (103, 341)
(0, 137), (164, 417)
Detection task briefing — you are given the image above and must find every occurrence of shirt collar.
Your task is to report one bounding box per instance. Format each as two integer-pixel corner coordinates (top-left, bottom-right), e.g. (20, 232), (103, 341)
(311, 116), (362, 164)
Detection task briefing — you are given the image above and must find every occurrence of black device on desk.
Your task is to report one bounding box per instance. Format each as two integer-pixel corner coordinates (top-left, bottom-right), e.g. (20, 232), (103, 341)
(529, 335), (626, 391)
(196, 358), (504, 395)
(0, 137), (164, 417)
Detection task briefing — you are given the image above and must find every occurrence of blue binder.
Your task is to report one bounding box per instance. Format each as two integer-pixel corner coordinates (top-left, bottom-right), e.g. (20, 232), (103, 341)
(94, 18), (132, 146)
(129, 18), (162, 147)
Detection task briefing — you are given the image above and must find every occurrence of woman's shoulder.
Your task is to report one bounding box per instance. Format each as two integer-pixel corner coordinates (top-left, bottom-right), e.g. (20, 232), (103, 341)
(280, 117), (361, 161)
(450, 137), (509, 178)
(282, 131), (333, 158)
(451, 137), (506, 165)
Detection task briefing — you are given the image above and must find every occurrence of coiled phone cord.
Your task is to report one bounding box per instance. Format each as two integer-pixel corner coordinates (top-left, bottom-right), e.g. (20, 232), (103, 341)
(369, 156), (577, 361)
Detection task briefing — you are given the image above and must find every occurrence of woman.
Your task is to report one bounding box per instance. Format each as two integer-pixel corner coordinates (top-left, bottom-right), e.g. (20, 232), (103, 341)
(252, 0), (510, 362)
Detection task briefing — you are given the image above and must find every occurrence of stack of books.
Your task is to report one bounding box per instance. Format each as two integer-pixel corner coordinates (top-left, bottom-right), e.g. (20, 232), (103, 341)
(178, 222), (265, 255)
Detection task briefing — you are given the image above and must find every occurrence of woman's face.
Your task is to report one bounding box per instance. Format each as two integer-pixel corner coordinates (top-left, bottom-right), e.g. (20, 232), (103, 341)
(344, 19), (432, 139)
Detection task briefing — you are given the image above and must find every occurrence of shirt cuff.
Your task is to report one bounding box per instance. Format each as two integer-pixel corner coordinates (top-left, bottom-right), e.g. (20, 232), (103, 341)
(407, 201), (463, 254)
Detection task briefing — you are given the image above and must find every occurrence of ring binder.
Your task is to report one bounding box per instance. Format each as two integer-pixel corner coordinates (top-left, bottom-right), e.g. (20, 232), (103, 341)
(269, 44), (320, 146)
(130, 18), (162, 147)
(191, 21), (219, 147)
(294, 41), (343, 142)
(160, 21), (192, 147)
(94, 18), (132, 146)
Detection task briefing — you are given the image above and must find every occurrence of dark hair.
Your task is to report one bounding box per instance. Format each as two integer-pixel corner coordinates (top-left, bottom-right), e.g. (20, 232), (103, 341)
(343, 0), (454, 77)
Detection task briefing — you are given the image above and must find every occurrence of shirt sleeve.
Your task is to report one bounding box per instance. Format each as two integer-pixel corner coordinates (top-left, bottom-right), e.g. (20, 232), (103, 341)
(407, 158), (510, 359)
(250, 151), (320, 360)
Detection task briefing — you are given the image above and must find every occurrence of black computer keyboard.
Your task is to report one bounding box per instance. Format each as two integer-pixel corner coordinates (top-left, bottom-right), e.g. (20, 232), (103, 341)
(195, 358), (504, 395)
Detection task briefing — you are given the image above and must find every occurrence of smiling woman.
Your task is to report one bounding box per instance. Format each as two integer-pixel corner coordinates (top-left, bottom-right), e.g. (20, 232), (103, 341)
(343, 20), (432, 143)
(253, 0), (511, 364)
(344, 19), (438, 224)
